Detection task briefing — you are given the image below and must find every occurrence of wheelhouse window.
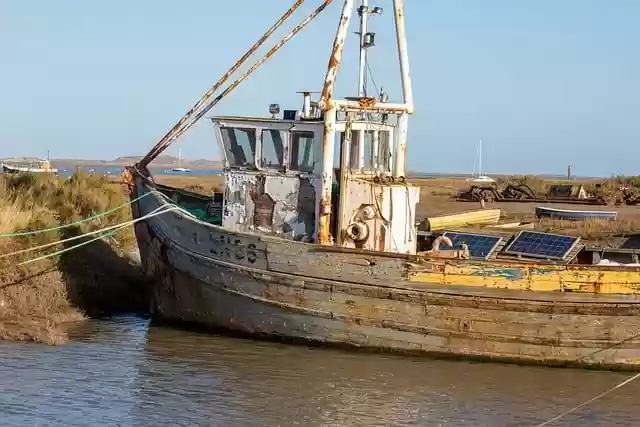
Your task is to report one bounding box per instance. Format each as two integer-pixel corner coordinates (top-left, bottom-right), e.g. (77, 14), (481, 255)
(260, 129), (285, 169)
(220, 127), (256, 167)
(377, 130), (392, 172)
(349, 130), (391, 172)
(290, 131), (316, 172)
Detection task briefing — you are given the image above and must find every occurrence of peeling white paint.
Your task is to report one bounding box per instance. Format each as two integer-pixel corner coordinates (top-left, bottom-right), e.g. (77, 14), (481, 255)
(222, 171), (318, 242)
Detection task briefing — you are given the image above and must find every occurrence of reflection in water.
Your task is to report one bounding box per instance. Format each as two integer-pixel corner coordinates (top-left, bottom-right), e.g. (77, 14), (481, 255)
(0, 316), (638, 426)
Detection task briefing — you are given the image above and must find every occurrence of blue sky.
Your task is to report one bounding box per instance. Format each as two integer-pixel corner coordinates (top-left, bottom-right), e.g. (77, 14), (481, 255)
(2, 1), (638, 176)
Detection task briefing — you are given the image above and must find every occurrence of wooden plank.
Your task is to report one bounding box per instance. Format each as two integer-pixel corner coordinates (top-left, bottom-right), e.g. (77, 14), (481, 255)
(264, 238), (408, 286)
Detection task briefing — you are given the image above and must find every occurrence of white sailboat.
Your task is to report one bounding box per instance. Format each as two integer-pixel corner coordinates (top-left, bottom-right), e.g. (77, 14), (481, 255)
(171, 148), (191, 172)
(1, 150), (58, 174)
(467, 139), (495, 183)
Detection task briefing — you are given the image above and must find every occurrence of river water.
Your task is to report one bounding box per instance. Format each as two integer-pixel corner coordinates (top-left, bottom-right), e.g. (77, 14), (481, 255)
(0, 316), (638, 427)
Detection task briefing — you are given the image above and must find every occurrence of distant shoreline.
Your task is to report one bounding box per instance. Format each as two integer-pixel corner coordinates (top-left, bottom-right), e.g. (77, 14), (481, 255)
(0, 157), (620, 180)
(0, 156), (223, 171)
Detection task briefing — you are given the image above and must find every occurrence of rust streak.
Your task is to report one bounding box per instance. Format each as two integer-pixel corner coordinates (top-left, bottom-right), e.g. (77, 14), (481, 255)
(140, 0), (308, 167)
(319, 0), (354, 110)
(148, 0), (334, 169)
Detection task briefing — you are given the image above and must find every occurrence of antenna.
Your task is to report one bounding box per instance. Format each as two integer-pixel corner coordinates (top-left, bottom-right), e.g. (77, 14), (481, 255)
(356, 1), (383, 97)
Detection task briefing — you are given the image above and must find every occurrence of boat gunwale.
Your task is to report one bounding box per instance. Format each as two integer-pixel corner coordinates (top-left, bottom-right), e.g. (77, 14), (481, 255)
(141, 211), (640, 306)
(134, 174), (640, 274)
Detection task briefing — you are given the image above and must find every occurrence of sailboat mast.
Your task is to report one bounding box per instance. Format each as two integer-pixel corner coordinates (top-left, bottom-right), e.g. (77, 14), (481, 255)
(478, 140), (482, 176)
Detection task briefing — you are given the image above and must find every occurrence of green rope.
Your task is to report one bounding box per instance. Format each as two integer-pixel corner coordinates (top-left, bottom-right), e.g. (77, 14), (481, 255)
(0, 191), (150, 238)
(17, 228), (122, 266)
(16, 204), (195, 266)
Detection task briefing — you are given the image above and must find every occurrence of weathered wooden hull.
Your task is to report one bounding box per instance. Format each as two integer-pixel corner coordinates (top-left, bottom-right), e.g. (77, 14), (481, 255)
(131, 177), (640, 370)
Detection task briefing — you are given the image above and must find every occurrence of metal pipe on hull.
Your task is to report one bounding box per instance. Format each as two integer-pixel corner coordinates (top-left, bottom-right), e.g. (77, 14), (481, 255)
(393, 0), (413, 110)
(336, 117), (352, 246)
(356, 0), (369, 171)
(357, 0), (369, 98)
(392, 0), (413, 178)
(318, 0), (355, 245)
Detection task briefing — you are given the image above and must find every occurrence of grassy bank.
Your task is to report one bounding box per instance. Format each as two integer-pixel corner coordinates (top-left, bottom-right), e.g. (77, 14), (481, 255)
(0, 172), (145, 345)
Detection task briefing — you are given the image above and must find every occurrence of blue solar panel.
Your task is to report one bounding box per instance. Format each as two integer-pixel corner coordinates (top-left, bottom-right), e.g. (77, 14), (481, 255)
(503, 230), (579, 260)
(442, 232), (503, 259)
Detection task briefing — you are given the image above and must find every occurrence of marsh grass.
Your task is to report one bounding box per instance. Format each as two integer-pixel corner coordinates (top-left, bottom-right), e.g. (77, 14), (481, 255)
(0, 172), (144, 344)
(535, 217), (640, 240)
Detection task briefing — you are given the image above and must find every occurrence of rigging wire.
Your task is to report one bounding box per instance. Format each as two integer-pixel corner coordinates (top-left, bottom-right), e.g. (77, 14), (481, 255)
(534, 372), (640, 426)
(142, 0), (333, 167)
(365, 58), (382, 121)
(365, 58), (379, 97)
(140, 0), (307, 167)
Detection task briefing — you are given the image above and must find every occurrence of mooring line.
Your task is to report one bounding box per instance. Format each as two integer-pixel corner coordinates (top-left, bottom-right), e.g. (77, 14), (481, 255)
(535, 371), (640, 426)
(0, 192), (151, 238)
(2, 204), (193, 265)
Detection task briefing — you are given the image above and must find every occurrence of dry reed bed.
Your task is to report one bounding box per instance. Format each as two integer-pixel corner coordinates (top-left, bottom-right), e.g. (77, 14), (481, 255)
(0, 172), (144, 345)
(534, 217), (640, 242)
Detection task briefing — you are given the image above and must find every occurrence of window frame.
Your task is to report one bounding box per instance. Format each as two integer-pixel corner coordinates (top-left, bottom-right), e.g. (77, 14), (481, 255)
(213, 119), (322, 175)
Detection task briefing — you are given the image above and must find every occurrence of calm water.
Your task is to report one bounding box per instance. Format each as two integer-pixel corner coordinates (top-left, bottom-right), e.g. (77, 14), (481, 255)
(0, 316), (638, 427)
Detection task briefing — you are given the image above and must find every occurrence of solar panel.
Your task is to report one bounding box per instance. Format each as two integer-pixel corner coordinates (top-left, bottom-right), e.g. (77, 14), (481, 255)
(442, 232), (503, 259)
(503, 230), (580, 260)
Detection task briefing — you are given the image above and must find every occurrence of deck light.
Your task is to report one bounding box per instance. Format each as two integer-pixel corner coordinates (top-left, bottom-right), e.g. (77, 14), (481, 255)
(269, 104), (280, 118)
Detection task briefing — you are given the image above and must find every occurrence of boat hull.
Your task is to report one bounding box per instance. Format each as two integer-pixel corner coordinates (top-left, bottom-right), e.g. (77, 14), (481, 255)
(535, 206), (618, 221)
(131, 177), (640, 370)
(2, 164), (58, 174)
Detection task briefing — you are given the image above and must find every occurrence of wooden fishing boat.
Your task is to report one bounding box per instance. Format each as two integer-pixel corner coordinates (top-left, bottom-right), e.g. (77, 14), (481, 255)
(2, 159), (58, 174)
(125, 0), (640, 370)
(535, 206), (618, 221)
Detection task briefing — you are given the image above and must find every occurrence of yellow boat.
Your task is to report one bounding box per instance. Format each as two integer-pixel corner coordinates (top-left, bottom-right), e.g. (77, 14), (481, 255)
(423, 209), (501, 231)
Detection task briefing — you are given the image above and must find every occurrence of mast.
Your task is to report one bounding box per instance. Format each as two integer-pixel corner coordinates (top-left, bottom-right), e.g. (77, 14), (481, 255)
(356, 1), (381, 169)
(357, 0), (369, 97)
(392, 0), (413, 179)
(318, 0), (415, 245)
(478, 140), (483, 176)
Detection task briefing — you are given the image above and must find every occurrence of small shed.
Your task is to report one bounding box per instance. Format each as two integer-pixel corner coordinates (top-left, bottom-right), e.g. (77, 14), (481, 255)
(546, 184), (588, 200)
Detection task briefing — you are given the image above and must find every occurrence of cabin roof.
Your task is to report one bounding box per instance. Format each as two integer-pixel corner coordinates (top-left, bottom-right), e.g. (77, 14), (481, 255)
(210, 115), (320, 124)
(209, 115), (396, 128)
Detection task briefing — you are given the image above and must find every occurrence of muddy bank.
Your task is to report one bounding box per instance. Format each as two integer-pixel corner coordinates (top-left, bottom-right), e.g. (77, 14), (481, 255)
(0, 172), (147, 344)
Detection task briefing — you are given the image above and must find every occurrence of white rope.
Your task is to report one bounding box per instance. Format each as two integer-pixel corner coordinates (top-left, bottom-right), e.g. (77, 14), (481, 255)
(535, 371), (640, 426)
(1, 203), (193, 261)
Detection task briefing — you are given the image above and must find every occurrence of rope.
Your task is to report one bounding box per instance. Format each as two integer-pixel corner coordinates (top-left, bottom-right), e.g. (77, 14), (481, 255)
(534, 372), (640, 426)
(0, 192), (150, 238)
(2, 203), (193, 264)
(140, 0), (306, 167)
(141, 0), (332, 166)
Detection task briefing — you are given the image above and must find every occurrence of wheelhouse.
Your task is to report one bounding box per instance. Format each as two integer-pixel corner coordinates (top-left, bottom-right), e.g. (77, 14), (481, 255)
(211, 113), (402, 246)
